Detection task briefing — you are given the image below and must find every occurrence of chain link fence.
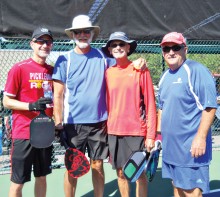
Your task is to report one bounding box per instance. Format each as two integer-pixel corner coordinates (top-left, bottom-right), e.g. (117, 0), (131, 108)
(0, 38), (220, 174)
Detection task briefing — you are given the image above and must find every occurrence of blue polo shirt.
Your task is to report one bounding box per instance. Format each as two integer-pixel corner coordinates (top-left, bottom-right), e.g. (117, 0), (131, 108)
(52, 48), (115, 124)
(158, 59), (217, 167)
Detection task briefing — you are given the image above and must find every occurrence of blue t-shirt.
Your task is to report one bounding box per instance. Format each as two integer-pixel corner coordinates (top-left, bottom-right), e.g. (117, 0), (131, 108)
(52, 48), (115, 124)
(158, 59), (217, 167)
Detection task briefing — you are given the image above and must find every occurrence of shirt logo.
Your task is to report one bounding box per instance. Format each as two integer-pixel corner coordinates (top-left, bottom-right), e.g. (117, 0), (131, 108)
(173, 77), (182, 84)
(196, 179), (203, 183)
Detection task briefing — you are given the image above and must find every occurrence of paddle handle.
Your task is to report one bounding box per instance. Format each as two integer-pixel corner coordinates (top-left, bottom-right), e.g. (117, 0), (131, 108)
(60, 130), (69, 150)
(63, 139), (69, 150)
(39, 110), (46, 115)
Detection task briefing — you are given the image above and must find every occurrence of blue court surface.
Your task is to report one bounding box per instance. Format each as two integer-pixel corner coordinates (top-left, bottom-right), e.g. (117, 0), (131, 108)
(0, 151), (219, 197)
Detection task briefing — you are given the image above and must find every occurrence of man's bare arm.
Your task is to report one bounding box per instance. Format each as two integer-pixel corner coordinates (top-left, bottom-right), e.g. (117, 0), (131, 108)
(191, 107), (216, 158)
(3, 95), (29, 110)
(53, 80), (65, 126)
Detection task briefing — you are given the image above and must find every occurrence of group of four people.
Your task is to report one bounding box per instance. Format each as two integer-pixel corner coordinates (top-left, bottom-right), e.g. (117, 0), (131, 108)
(3, 14), (217, 197)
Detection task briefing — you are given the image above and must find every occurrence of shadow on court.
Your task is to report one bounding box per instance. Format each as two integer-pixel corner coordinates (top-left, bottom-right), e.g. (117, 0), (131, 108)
(81, 167), (173, 197)
(81, 168), (220, 197)
(210, 180), (220, 190)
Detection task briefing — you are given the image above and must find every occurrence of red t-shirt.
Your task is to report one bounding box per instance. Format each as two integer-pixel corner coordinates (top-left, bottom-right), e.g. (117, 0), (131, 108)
(106, 63), (156, 139)
(4, 58), (53, 139)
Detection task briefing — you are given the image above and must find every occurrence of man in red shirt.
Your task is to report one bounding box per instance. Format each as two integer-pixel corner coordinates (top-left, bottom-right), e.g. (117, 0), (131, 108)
(3, 27), (53, 197)
(102, 32), (157, 197)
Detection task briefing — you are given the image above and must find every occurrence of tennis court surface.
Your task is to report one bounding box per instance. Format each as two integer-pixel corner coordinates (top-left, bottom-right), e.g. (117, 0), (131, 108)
(0, 151), (219, 197)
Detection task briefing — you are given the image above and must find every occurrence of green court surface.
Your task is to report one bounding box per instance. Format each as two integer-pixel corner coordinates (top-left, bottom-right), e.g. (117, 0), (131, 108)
(0, 151), (219, 197)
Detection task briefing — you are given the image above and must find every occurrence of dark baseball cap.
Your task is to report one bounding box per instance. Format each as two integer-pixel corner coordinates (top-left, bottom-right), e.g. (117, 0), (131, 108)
(32, 27), (53, 40)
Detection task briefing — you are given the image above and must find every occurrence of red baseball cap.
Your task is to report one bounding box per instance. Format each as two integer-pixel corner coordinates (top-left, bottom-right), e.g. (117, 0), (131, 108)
(160, 32), (186, 46)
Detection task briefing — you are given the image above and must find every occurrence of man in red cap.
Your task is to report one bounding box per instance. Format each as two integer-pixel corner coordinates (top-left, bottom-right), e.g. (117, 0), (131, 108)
(157, 32), (217, 197)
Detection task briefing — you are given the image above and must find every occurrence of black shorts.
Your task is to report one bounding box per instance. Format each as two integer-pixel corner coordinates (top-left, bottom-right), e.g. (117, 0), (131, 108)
(108, 135), (145, 169)
(64, 121), (108, 160)
(11, 139), (53, 184)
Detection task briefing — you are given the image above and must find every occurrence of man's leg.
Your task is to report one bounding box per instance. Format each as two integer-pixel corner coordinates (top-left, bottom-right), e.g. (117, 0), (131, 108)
(34, 145), (53, 197)
(136, 173), (147, 197)
(173, 186), (184, 197)
(183, 188), (202, 197)
(91, 159), (105, 197)
(64, 170), (77, 197)
(117, 168), (130, 197)
(35, 176), (47, 197)
(8, 182), (24, 197)
(9, 139), (32, 197)
(173, 185), (202, 197)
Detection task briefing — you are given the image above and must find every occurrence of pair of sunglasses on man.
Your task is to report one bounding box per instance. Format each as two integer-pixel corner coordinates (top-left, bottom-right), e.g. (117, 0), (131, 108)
(162, 45), (185, 53)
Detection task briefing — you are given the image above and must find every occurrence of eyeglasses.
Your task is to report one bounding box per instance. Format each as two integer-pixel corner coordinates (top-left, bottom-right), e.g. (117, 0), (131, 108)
(72, 28), (92, 35)
(33, 39), (53, 46)
(110, 42), (126, 48)
(162, 45), (184, 53)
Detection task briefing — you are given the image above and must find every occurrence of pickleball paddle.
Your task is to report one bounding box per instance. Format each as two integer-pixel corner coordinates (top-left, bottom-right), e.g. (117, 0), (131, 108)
(60, 131), (90, 178)
(145, 140), (162, 182)
(30, 110), (55, 148)
(123, 148), (150, 182)
(123, 140), (162, 182)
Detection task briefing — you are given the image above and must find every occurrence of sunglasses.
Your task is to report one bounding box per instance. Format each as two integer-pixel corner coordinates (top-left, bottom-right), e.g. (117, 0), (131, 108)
(110, 42), (126, 48)
(162, 45), (184, 53)
(72, 28), (92, 35)
(33, 39), (53, 46)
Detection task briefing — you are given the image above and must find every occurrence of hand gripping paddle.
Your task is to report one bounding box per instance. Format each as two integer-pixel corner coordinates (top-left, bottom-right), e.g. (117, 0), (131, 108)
(123, 148), (150, 182)
(145, 140), (162, 182)
(123, 140), (162, 182)
(60, 131), (90, 178)
(30, 110), (55, 148)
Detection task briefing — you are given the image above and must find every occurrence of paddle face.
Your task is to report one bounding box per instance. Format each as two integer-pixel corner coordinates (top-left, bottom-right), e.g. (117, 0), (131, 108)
(123, 140), (162, 182)
(30, 111), (55, 148)
(145, 140), (162, 182)
(65, 148), (90, 178)
(123, 150), (150, 182)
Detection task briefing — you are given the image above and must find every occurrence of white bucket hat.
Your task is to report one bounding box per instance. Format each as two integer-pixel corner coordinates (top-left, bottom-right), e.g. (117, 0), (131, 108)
(65, 15), (100, 41)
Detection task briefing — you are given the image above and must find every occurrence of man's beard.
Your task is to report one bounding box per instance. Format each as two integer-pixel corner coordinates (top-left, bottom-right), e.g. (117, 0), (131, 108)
(74, 31), (94, 49)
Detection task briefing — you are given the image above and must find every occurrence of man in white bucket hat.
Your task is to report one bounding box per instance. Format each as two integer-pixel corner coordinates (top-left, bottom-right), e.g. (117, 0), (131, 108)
(65, 15), (100, 42)
(52, 14), (147, 197)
